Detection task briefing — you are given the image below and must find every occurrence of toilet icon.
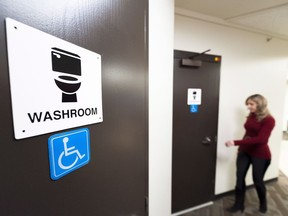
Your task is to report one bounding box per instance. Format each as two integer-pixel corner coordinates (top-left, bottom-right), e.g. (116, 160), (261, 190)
(51, 47), (81, 102)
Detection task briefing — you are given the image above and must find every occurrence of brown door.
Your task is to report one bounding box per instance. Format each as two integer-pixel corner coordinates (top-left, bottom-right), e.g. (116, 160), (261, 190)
(0, 1), (147, 216)
(172, 50), (221, 213)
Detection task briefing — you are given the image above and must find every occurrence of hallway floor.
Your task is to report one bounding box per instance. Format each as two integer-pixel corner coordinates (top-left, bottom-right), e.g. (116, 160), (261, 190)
(179, 172), (288, 216)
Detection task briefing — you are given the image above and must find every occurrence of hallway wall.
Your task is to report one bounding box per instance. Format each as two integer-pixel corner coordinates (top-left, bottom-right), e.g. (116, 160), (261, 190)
(174, 10), (288, 195)
(149, 0), (174, 215)
(279, 137), (288, 177)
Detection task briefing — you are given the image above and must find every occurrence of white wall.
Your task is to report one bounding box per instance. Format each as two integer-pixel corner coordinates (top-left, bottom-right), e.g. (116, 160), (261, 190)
(283, 82), (288, 131)
(280, 83), (288, 175)
(279, 139), (288, 176)
(149, 0), (174, 216)
(174, 11), (288, 195)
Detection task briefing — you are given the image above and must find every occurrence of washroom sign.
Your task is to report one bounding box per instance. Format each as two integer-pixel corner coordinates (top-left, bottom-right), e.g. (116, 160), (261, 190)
(187, 88), (202, 113)
(5, 18), (103, 139)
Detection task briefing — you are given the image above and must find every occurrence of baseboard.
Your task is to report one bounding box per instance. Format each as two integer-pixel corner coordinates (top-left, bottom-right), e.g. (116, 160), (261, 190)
(172, 201), (214, 216)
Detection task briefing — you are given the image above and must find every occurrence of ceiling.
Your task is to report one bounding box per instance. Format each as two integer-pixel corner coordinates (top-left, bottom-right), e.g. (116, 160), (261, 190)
(175, 0), (288, 41)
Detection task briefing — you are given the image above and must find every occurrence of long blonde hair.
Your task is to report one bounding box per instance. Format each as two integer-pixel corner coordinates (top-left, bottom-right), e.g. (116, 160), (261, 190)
(245, 94), (270, 121)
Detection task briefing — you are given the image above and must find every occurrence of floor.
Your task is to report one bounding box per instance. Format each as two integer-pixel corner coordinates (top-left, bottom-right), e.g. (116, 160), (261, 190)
(178, 172), (288, 216)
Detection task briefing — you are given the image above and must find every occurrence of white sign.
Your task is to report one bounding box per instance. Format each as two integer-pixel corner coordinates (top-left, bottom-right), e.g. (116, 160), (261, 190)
(187, 88), (202, 105)
(5, 18), (103, 139)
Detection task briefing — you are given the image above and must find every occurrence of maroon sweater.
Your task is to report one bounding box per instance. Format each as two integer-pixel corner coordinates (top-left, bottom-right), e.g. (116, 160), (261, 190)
(234, 113), (275, 159)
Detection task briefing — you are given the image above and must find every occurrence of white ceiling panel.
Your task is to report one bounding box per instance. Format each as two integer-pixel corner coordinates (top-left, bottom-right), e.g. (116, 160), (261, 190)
(227, 4), (288, 38)
(175, 0), (288, 40)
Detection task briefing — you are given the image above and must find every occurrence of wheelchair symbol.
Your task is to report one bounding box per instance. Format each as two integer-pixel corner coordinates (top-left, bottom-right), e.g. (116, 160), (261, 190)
(190, 105), (198, 113)
(48, 128), (90, 180)
(58, 137), (85, 170)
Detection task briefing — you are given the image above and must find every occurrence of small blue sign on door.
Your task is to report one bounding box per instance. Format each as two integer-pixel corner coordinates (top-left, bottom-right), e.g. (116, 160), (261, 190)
(48, 128), (90, 180)
(190, 105), (198, 113)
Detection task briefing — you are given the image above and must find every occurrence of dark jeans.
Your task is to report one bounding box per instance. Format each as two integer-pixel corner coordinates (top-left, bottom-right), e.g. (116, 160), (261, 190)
(235, 152), (271, 205)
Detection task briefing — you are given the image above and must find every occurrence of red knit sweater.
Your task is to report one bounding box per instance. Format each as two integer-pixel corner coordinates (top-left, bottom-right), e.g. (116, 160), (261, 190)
(234, 113), (275, 159)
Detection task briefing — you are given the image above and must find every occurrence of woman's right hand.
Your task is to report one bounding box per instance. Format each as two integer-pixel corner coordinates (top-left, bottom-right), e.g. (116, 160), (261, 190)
(225, 140), (235, 147)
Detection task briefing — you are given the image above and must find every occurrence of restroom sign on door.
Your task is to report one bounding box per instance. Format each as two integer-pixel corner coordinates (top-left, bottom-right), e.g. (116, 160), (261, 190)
(187, 88), (202, 105)
(5, 18), (103, 139)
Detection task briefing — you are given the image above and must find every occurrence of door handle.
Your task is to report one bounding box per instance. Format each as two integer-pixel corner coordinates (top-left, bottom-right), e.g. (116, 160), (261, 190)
(202, 136), (212, 145)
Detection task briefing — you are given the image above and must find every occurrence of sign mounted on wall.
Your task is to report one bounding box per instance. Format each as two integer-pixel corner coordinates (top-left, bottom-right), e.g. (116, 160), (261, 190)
(5, 18), (103, 139)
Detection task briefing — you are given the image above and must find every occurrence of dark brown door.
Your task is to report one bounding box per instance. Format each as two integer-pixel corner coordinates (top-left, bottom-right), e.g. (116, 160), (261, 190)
(172, 50), (221, 213)
(0, 1), (147, 216)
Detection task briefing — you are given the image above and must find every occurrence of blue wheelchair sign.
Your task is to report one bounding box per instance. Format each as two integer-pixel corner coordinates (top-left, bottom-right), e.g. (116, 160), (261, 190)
(48, 128), (90, 180)
(190, 105), (198, 113)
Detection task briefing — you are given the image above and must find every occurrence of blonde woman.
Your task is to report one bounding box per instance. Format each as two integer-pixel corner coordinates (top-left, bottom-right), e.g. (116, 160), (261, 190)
(225, 94), (275, 214)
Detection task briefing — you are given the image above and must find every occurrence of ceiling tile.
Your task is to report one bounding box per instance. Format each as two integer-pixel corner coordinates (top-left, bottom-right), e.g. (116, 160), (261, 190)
(175, 0), (288, 40)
